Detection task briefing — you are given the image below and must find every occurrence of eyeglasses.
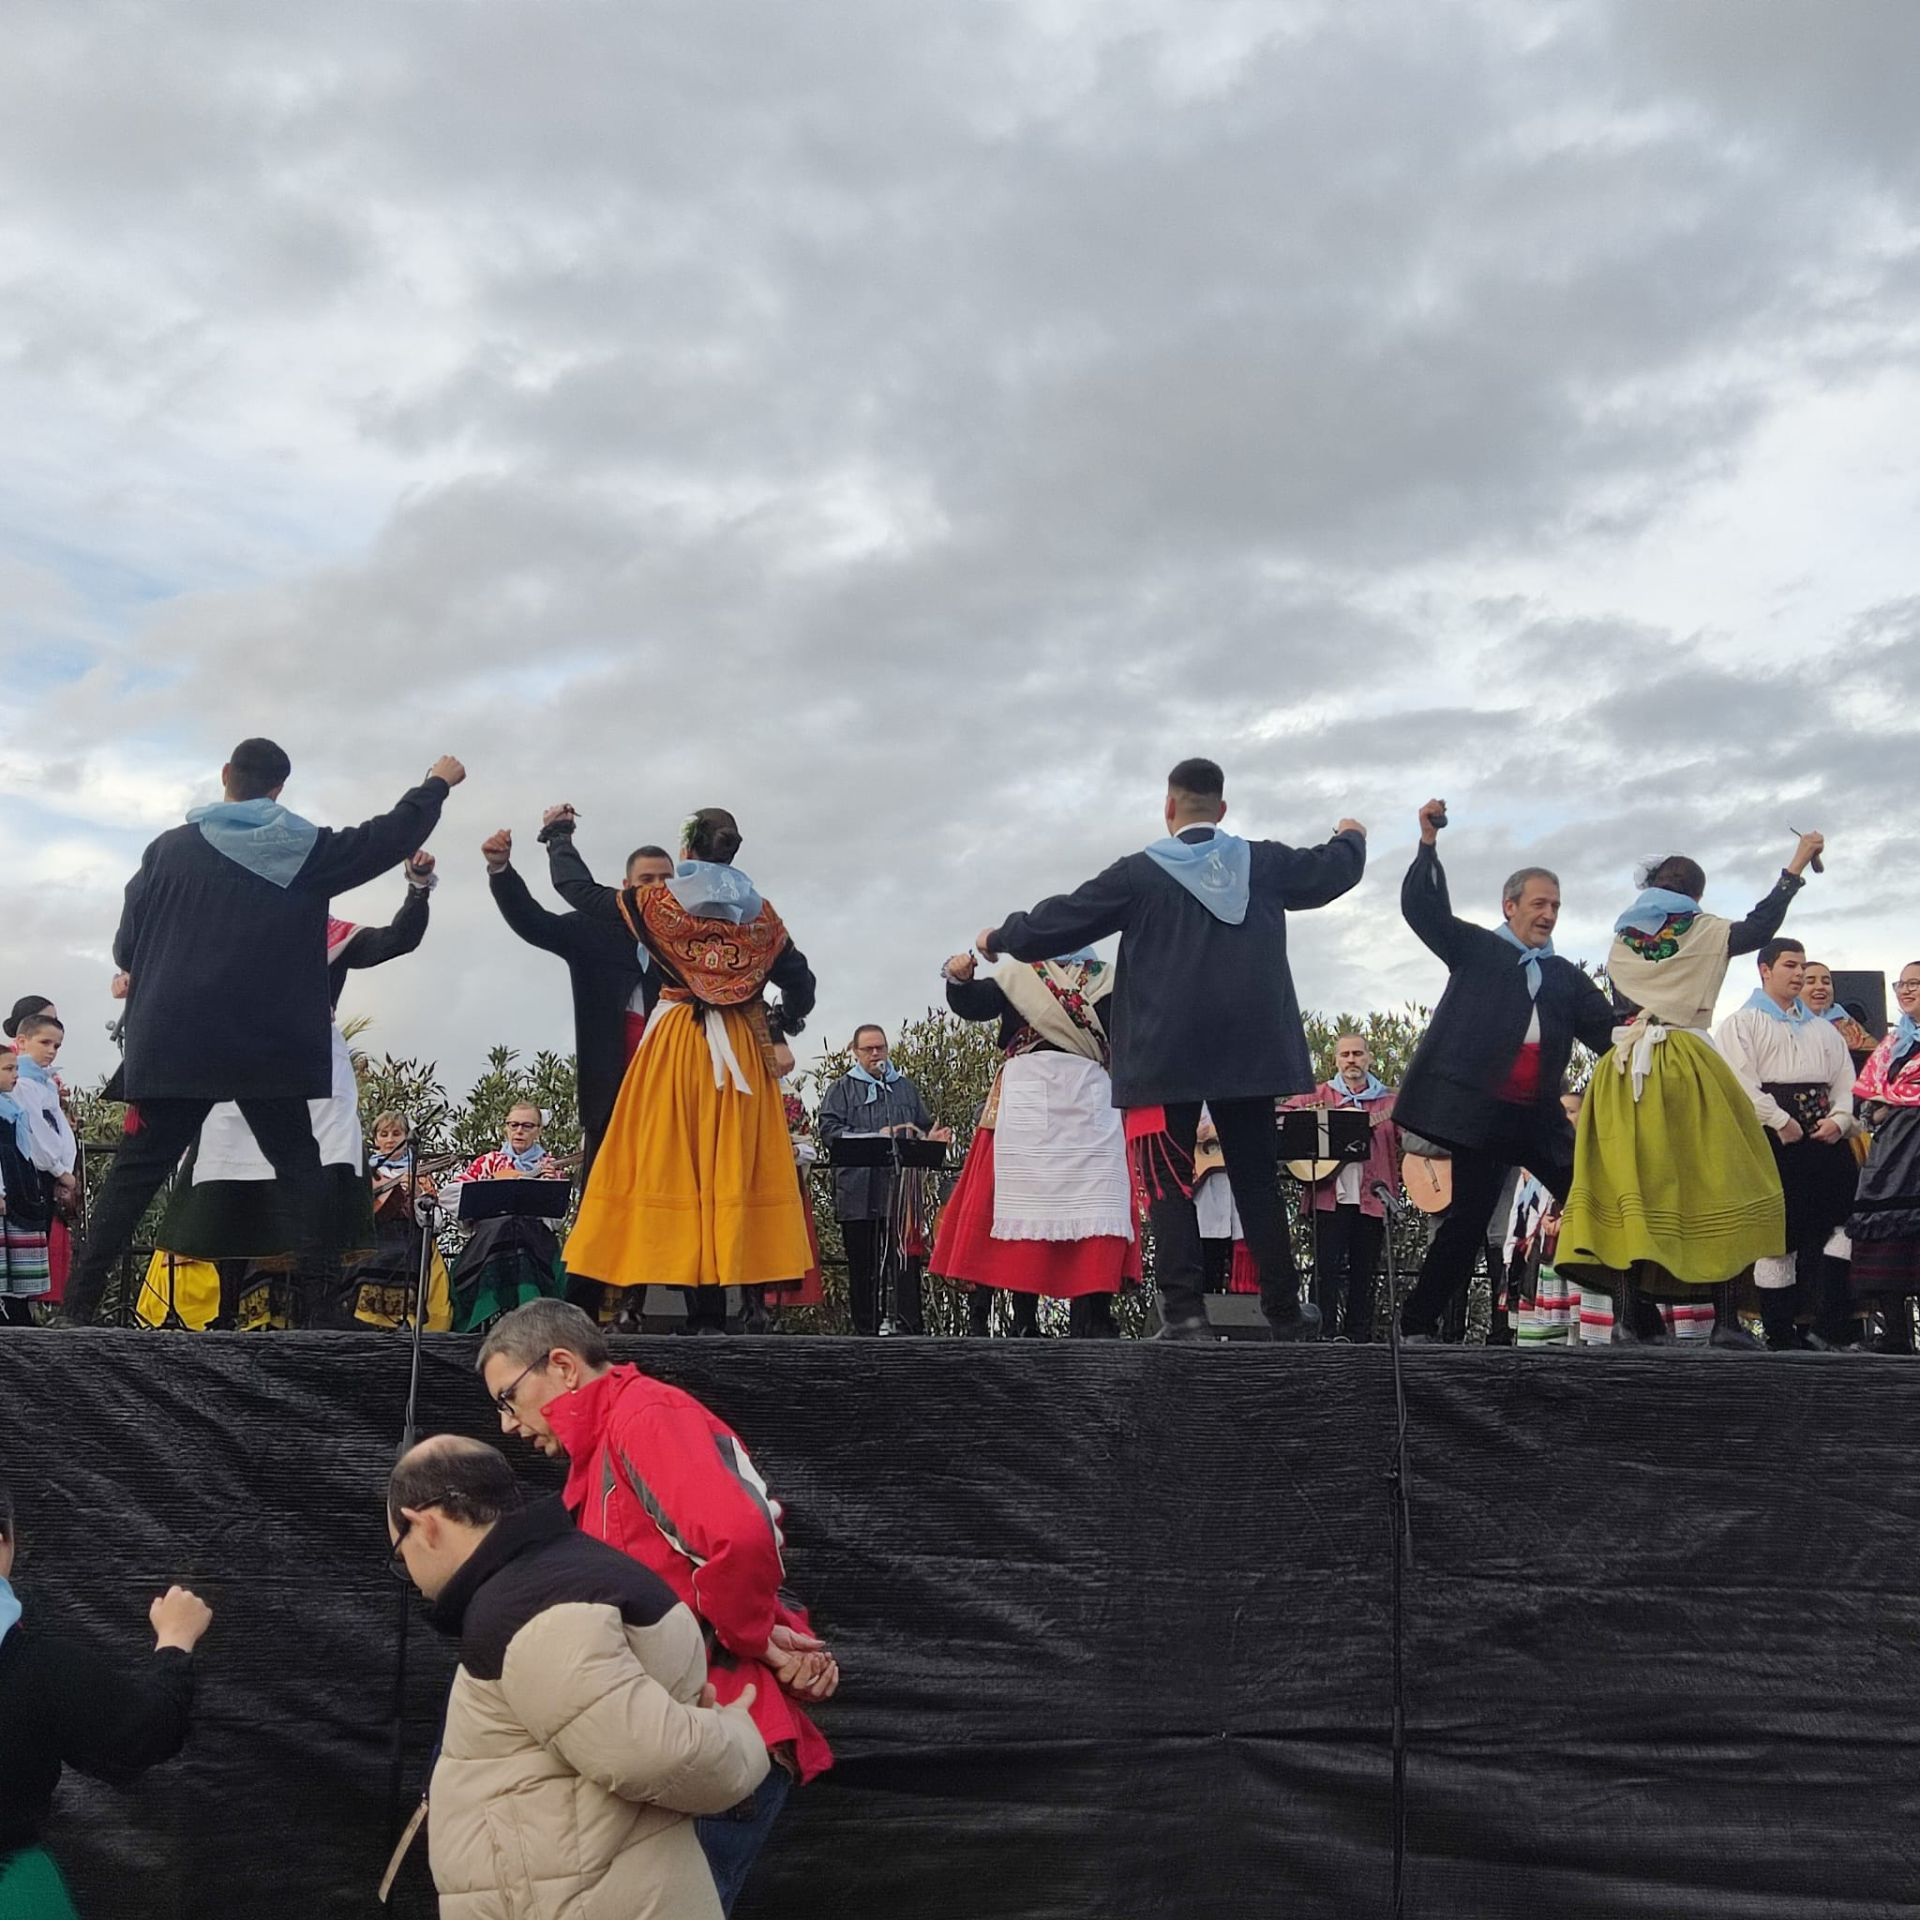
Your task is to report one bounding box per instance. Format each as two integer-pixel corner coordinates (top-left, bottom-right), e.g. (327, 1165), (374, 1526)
(854, 1045), (888, 1056)
(1898, 980), (1920, 994)
(504, 1120), (540, 1131)
(387, 1516), (414, 1585)
(491, 1359), (546, 1414)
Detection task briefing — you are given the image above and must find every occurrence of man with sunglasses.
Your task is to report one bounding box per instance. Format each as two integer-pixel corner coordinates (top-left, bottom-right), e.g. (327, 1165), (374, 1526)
(477, 1300), (837, 1915)
(386, 1434), (766, 1919)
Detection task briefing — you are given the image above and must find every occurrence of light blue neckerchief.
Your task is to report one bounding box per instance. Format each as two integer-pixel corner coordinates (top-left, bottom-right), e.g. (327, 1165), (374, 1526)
(370, 1146), (413, 1175)
(1493, 921), (1552, 999)
(186, 799), (320, 888)
(0, 1576), (20, 1649)
(1331, 1072), (1391, 1106)
(1613, 888), (1701, 937)
(1143, 828), (1251, 926)
(1051, 948), (1101, 966)
(664, 861), (763, 927)
(1818, 1005), (1851, 1026)
(502, 1140), (550, 1174)
(0, 1091), (32, 1159)
(15, 1057), (58, 1107)
(1740, 988), (1809, 1026)
(1892, 1013), (1920, 1066)
(849, 1061), (906, 1106)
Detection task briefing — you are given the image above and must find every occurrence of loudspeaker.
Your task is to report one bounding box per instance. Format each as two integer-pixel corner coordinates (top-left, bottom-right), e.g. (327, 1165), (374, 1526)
(1831, 969), (1888, 1040)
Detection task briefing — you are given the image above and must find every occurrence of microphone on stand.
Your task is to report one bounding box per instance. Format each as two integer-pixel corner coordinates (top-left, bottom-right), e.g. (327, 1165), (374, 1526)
(1372, 1180), (1412, 1222)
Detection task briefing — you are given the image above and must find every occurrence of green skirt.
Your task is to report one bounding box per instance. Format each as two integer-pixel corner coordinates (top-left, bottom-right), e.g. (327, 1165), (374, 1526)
(0, 1848), (80, 1920)
(1559, 1026), (1784, 1293)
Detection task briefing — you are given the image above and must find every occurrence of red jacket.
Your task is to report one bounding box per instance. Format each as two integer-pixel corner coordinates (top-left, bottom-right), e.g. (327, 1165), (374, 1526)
(1285, 1083), (1402, 1218)
(545, 1364), (833, 1783)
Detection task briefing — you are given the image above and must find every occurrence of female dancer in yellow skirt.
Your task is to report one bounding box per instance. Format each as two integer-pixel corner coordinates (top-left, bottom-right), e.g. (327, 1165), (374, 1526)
(1557, 837), (1824, 1345)
(561, 807), (816, 1315)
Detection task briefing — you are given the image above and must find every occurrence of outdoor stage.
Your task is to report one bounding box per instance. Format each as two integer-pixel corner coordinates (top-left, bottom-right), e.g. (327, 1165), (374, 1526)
(2, 1332), (1915, 1919)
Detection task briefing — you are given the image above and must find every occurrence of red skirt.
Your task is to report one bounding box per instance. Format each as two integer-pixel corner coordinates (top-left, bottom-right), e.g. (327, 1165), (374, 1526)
(930, 1129), (1137, 1299)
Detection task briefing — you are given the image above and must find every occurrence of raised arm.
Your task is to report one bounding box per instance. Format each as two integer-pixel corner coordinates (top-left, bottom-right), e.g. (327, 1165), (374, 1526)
(542, 818), (624, 922)
(1400, 806), (1476, 968)
(338, 863), (432, 973)
(945, 974), (1013, 1023)
(984, 859), (1132, 964)
(767, 939), (816, 1041)
(297, 771), (452, 897)
(1726, 871), (1806, 957)
(38, 1638), (196, 1787)
(488, 860), (573, 958)
(1272, 825), (1368, 910)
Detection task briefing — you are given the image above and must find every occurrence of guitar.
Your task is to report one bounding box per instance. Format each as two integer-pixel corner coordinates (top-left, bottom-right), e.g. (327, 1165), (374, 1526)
(1400, 1150), (1453, 1214)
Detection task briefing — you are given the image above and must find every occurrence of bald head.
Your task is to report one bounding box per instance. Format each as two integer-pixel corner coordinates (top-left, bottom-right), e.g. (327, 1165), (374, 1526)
(387, 1435), (524, 1601)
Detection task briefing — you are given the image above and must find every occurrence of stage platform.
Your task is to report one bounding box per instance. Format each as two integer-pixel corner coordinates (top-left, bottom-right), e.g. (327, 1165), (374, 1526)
(2, 1332), (1916, 1919)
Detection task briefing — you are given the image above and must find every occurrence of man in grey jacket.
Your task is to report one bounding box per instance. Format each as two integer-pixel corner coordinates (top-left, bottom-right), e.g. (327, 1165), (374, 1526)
(814, 1026), (951, 1335)
(389, 1435), (766, 1920)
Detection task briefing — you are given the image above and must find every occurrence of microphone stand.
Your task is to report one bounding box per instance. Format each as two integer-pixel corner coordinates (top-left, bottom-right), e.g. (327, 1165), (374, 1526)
(387, 1121), (439, 1833)
(1372, 1179), (1417, 1919)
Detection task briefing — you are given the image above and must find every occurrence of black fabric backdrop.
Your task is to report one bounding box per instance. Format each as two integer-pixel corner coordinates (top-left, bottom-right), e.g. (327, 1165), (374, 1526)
(1, 1332), (1916, 1919)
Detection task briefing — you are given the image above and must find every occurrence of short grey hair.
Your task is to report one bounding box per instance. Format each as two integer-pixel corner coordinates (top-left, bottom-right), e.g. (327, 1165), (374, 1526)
(1502, 866), (1560, 908)
(476, 1298), (610, 1375)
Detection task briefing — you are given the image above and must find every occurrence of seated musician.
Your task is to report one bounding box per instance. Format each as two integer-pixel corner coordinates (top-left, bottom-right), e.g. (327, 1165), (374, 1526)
(1285, 1034), (1402, 1343)
(440, 1103), (570, 1332)
(337, 1111), (453, 1330)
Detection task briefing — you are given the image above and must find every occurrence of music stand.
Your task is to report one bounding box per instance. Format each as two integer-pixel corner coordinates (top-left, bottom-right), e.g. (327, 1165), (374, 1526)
(453, 1177), (574, 1224)
(826, 1135), (953, 1333)
(1276, 1108), (1372, 1285)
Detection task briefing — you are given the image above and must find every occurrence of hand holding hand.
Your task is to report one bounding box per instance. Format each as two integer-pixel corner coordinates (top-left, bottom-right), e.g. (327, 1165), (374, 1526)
(150, 1585), (213, 1652)
(481, 829), (512, 874)
(1778, 1117), (1806, 1146)
(1418, 799), (1448, 845)
(975, 926), (1001, 961)
(428, 755), (466, 789)
(542, 803), (578, 832)
(945, 952), (978, 982)
(407, 850), (436, 883)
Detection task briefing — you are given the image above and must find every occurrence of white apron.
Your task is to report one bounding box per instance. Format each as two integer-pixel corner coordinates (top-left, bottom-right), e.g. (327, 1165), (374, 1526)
(990, 1051), (1132, 1243)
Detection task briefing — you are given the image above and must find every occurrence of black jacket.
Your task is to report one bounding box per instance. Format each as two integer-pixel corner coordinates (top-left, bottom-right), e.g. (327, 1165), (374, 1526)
(427, 1499), (681, 1675)
(1394, 842), (1616, 1155)
(815, 1072), (936, 1221)
(115, 780), (447, 1101)
(0, 1621), (195, 1857)
(488, 837), (652, 1154)
(330, 881), (431, 1011)
(987, 825), (1366, 1107)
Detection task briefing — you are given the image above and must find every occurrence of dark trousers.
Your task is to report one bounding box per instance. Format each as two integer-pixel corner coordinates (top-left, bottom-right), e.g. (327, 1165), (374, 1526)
(842, 1219), (924, 1335)
(1313, 1203), (1385, 1341)
(66, 1097), (327, 1325)
(1151, 1098), (1300, 1315)
(966, 1288), (1040, 1336)
(1760, 1243), (1857, 1348)
(1401, 1131), (1572, 1337)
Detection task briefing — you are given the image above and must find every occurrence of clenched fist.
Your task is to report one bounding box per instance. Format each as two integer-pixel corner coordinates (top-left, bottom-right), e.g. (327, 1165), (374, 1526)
(428, 755), (467, 788)
(481, 830), (512, 874)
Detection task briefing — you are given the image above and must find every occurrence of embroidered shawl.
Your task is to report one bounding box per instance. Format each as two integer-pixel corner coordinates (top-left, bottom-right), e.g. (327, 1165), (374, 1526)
(622, 886), (790, 1007)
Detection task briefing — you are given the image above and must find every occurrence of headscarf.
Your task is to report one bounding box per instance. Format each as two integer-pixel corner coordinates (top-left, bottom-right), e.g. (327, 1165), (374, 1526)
(1331, 1072), (1391, 1106)
(1493, 921), (1552, 999)
(848, 1061), (907, 1105)
(1739, 989), (1809, 1026)
(664, 860), (763, 926)
(1142, 829), (1251, 925)
(0, 1091), (33, 1160)
(1613, 888), (1702, 937)
(186, 798), (321, 887)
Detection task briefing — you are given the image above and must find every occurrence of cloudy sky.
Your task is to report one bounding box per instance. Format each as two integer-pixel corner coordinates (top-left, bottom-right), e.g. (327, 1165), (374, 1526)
(6, 0), (1919, 1096)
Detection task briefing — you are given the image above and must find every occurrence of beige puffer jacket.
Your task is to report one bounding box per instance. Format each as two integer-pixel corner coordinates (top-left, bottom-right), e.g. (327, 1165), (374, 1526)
(425, 1501), (769, 1920)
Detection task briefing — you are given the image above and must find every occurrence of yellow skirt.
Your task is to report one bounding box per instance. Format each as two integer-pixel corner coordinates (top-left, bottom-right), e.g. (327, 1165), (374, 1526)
(564, 1002), (812, 1290)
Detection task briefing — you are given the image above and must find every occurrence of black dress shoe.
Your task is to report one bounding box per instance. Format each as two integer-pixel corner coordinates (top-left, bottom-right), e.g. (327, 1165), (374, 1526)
(1263, 1301), (1323, 1343)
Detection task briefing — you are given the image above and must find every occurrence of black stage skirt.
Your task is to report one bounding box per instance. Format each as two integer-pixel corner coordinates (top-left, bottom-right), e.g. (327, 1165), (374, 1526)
(449, 1216), (566, 1333)
(1848, 1107), (1920, 1297)
(1763, 1082), (1859, 1243)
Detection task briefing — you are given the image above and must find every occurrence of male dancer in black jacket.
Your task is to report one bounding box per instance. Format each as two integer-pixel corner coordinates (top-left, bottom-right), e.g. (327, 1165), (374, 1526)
(1393, 801), (1616, 1341)
(979, 757), (1366, 1341)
